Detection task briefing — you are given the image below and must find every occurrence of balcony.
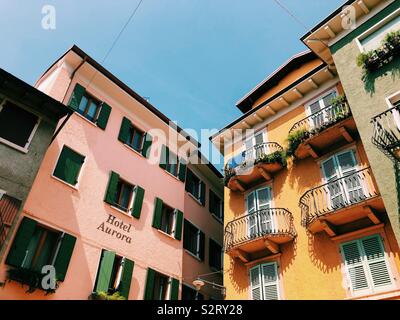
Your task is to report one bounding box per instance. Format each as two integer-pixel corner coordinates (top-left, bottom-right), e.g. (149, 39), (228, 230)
(224, 142), (286, 192)
(224, 208), (296, 262)
(371, 105), (400, 162)
(299, 167), (384, 236)
(288, 100), (356, 159)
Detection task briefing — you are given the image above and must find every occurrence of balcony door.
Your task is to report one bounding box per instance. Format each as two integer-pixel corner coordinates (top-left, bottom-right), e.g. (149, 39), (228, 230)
(308, 90), (337, 130)
(244, 130), (267, 163)
(246, 187), (273, 238)
(321, 150), (365, 209)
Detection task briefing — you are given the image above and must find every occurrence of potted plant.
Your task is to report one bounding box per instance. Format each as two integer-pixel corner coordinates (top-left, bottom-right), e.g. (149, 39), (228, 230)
(89, 291), (126, 300)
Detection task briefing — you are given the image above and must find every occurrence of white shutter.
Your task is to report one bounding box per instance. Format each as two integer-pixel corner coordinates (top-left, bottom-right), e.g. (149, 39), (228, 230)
(322, 157), (345, 208)
(249, 266), (262, 300)
(261, 262), (279, 300)
(336, 151), (364, 202)
(341, 240), (370, 293)
(361, 235), (393, 289)
(257, 188), (273, 233)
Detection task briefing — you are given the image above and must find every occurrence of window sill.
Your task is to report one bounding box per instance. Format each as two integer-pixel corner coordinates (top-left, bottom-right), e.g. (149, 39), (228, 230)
(0, 137), (28, 154)
(51, 175), (79, 191)
(157, 228), (176, 240)
(346, 287), (400, 300)
(123, 143), (144, 158)
(163, 169), (182, 182)
(185, 249), (202, 262)
(75, 112), (99, 128)
(187, 192), (203, 206)
(109, 204), (133, 218)
(211, 213), (223, 224)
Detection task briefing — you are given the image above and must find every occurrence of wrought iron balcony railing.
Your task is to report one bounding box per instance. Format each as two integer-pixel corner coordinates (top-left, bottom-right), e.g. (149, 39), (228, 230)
(227, 142), (284, 170)
(371, 105), (400, 162)
(289, 101), (351, 136)
(224, 208), (296, 252)
(299, 167), (378, 228)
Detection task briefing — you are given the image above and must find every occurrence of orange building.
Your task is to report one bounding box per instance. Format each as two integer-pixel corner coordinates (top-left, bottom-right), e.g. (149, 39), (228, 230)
(211, 49), (400, 300)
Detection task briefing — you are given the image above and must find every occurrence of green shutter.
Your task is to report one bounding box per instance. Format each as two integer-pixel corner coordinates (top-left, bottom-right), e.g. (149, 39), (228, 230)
(53, 146), (85, 185)
(144, 268), (156, 300)
(69, 83), (85, 111)
(119, 258), (134, 299)
(53, 233), (77, 281)
(199, 230), (205, 261)
(209, 190), (215, 213)
(174, 210), (184, 241)
(104, 171), (120, 205)
(141, 133), (153, 158)
(183, 219), (190, 250)
(131, 186), (145, 219)
(95, 250), (116, 293)
(96, 102), (112, 130)
(118, 117), (131, 143)
(152, 198), (163, 229)
(200, 181), (206, 206)
(178, 160), (187, 182)
(185, 169), (193, 192)
(170, 278), (180, 300)
(5, 217), (37, 267)
(159, 145), (169, 170)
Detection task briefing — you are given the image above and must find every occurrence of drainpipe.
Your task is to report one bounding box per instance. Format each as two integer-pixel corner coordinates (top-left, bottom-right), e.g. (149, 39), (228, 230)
(50, 57), (87, 144)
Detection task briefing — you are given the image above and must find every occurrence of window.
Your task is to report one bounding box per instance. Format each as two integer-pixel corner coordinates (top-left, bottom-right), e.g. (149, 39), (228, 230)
(209, 239), (222, 270)
(182, 284), (204, 300)
(249, 262), (280, 300)
(307, 90), (337, 129)
(159, 145), (187, 181)
(94, 250), (134, 299)
(244, 130), (267, 161)
(127, 125), (145, 152)
(118, 117), (153, 157)
(53, 146), (85, 186)
(321, 150), (364, 208)
(77, 93), (102, 122)
(340, 234), (394, 296)
(144, 268), (179, 300)
(185, 169), (206, 205)
(209, 190), (223, 221)
(183, 219), (205, 260)
(152, 198), (184, 240)
(0, 100), (39, 151)
(6, 217), (76, 282)
(104, 171), (145, 218)
(246, 187), (273, 237)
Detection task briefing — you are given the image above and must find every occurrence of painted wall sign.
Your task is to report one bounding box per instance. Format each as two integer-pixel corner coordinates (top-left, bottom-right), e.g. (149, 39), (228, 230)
(97, 214), (133, 243)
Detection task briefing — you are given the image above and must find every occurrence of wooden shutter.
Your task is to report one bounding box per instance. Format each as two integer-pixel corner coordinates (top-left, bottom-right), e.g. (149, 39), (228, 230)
(159, 145), (169, 170)
(95, 250), (116, 293)
(152, 198), (163, 229)
(144, 268), (156, 300)
(200, 181), (206, 206)
(209, 190), (215, 214)
(119, 258), (135, 299)
(341, 240), (370, 293)
(261, 262), (279, 300)
(104, 171), (120, 205)
(174, 209), (184, 241)
(118, 117), (131, 143)
(249, 265), (262, 300)
(178, 160), (187, 182)
(183, 219), (190, 250)
(53, 146), (85, 185)
(170, 277), (180, 300)
(96, 102), (112, 130)
(53, 233), (77, 281)
(5, 217), (37, 267)
(361, 235), (392, 289)
(198, 230), (205, 261)
(185, 169), (193, 192)
(141, 133), (153, 158)
(69, 83), (85, 111)
(131, 186), (145, 219)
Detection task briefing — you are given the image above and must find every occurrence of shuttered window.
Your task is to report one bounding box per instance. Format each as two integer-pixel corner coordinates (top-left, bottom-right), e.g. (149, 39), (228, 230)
(118, 117), (153, 158)
(341, 234), (394, 296)
(182, 284), (204, 300)
(209, 239), (222, 270)
(152, 198), (183, 240)
(159, 145), (187, 181)
(5, 217), (76, 283)
(53, 146), (85, 186)
(209, 190), (223, 221)
(94, 249), (134, 299)
(249, 262), (279, 300)
(144, 268), (179, 300)
(183, 219), (205, 261)
(185, 169), (206, 205)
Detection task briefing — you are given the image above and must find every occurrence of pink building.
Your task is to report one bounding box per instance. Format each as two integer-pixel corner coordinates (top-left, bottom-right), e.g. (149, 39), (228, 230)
(0, 46), (223, 300)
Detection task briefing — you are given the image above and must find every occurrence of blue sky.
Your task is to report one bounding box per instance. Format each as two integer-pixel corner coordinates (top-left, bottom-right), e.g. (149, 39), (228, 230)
(0, 0), (345, 169)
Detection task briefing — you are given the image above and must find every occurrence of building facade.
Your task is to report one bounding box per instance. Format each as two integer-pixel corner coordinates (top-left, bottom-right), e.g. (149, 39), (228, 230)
(0, 46), (223, 300)
(211, 44), (400, 299)
(0, 68), (72, 261)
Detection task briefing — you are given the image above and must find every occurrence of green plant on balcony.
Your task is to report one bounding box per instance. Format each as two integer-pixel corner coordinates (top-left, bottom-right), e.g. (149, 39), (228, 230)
(7, 267), (58, 294)
(89, 291), (126, 300)
(286, 129), (310, 157)
(255, 150), (287, 167)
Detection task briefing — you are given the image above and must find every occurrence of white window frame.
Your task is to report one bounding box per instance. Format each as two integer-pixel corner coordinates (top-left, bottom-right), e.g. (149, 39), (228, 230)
(249, 261), (280, 300)
(305, 88), (339, 129)
(385, 90), (400, 130)
(188, 171), (203, 203)
(356, 7), (400, 53)
(185, 219), (202, 259)
(243, 129), (268, 160)
(0, 98), (41, 154)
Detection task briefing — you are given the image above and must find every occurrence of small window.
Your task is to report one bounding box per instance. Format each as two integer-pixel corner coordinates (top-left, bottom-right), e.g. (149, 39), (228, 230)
(114, 179), (135, 212)
(53, 146), (85, 186)
(249, 262), (280, 300)
(153, 271), (171, 300)
(182, 284), (204, 300)
(77, 93), (101, 123)
(0, 100), (39, 150)
(186, 169), (205, 205)
(209, 239), (222, 270)
(160, 204), (176, 235)
(166, 150), (179, 176)
(126, 125), (145, 152)
(183, 219), (205, 260)
(210, 190), (223, 221)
